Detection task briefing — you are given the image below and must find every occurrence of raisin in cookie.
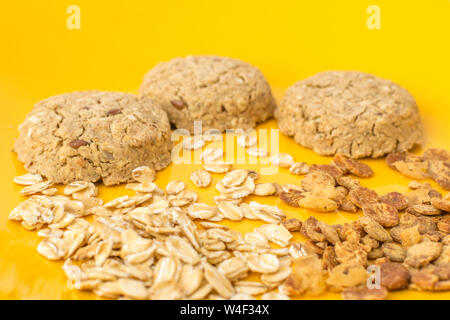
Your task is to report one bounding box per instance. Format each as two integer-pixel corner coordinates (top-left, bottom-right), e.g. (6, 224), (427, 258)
(139, 55), (276, 133)
(14, 91), (172, 185)
(275, 71), (423, 159)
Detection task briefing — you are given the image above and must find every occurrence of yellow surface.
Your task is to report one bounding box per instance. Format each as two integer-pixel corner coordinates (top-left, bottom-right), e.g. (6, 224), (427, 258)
(0, 0), (449, 300)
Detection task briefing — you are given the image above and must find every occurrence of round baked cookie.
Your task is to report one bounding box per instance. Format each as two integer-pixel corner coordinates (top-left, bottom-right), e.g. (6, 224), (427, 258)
(275, 71), (423, 158)
(14, 91), (172, 185)
(139, 55), (276, 133)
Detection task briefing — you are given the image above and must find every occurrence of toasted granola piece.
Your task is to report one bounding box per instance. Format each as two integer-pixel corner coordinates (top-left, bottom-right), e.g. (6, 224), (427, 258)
(322, 246), (339, 271)
(361, 235), (379, 250)
(279, 188), (304, 207)
(318, 221), (340, 245)
(335, 222), (364, 244)
(332, 154), (374, 178)
(386, 152), (408, 170)
(336, 175), (361, 191)
(427, 160), (450, 190)
(301, 171), (335, 192)
(431, 197), (450, 212)
(423, 148), (450, 162)
(399, 212), (437, 234)
(368, 247), (384, 260)
(399, 225), (422, 247)
(379, 262), (410, 290)
(338, 198), (358, 213)
(381, 242), (407, 262)
(409, 265), (450, 291)
(434, 245), (450, 266)
(407, 204), (442, 216)
(326, 263), (367, 291)
(282, 255), (327, 296)
(358, 216), (392, 242)
(389, 226), (405, 243)
(282, 218), (302, 232)
(380, 192), (408, 211)
(341, 286), (388, 300)
(410, 269), (439, 291)
(422, 231), (445, 242)
(362, 203), (399, 228)
(393, 160), (428, 180)
(298, 196), (339, 212)
(334, 241), (368, 266)
(300, 217), (326, 242)
(404, 241), (443, 268)
(405, 188), (433, 207)
(437, 215), (450, 234)
(349, 187), (379, 209)
(309, 164), (344, 179)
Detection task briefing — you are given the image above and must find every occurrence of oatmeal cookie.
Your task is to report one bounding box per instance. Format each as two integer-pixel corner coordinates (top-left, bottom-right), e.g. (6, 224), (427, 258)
(139, 55), (276, 133)
(275, 71), (423, 158)
(14, 91), (172, 185)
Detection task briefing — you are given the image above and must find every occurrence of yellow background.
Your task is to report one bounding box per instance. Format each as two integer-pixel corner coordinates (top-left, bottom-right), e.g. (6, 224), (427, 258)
(0, 0), (449, 299)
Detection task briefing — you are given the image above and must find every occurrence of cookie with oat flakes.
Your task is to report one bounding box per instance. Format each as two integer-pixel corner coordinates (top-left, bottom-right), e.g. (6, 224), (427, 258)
(139, 55), (276, 133)
(275, 71), (423, 158)
(14, 91), (172, 185)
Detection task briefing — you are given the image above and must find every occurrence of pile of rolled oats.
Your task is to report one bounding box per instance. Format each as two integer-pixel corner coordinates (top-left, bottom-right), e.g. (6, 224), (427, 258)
(9, 162), (294, 300)
(8, 135), (450, 300)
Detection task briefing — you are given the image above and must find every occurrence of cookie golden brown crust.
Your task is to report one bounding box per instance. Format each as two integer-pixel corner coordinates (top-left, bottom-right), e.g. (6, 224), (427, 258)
(275, 71), (423, 158)
(14, 91), (172, 185)
(139, 55), (276, 133)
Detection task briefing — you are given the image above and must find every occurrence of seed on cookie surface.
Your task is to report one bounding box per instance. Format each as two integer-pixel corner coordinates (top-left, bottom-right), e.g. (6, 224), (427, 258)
(69, 139), (89, 149)
(170, 99), (186, 110)
(106, 108), (122, 116)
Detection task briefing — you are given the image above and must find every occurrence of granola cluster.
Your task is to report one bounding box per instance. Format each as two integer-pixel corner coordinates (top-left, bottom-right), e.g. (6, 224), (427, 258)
(387, 148), (450, 190)
(277, 151), (450, 300)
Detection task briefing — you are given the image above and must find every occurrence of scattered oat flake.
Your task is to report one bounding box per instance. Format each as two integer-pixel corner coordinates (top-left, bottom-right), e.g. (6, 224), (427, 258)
(253, 183), (278, 196)
(13, 173), (43, 186)
(237, 134), (257, 148)
(202, 147), (224, 163)
(218, 202), (244, 221)
(190, 169), (211, 188)
(132, 166), (156, 183)
(289, 162), (309, 175)
(166, 180), (185, 195)
(271, 153), (294, 168)
(203, 161), (233, 173)
(20, 180), (53, 195)
(246, 147), (268, 157)
(182, 136), (205, 150)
